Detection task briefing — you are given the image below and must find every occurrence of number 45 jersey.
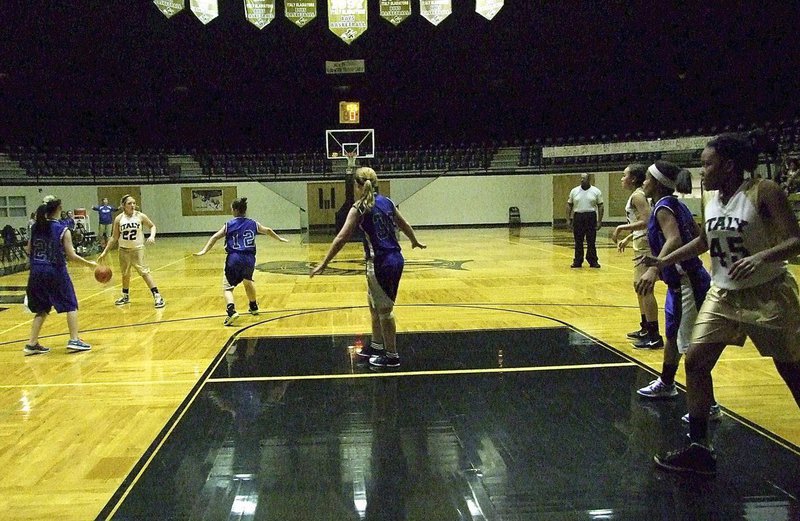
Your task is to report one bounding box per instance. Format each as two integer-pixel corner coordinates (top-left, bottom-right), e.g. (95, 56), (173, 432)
(705, 178), (787, 290)
(225, 217), (258, 254)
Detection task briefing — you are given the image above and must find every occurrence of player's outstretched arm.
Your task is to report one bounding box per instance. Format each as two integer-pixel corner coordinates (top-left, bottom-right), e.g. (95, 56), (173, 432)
(256, 223), (289, 243)
(394, 207), (426, 249)
(194, 226), (226, 256)
(310, 207), (359, 277)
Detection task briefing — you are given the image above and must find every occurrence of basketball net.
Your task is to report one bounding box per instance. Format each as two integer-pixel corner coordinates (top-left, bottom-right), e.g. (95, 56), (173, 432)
(345, 151), (358, 174)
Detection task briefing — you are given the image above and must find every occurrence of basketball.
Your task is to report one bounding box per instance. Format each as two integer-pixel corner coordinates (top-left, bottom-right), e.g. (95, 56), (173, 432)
(95, 265), (112, 283)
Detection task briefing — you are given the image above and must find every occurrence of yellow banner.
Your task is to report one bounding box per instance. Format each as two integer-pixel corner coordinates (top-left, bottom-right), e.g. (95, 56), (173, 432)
(153, 0), (184, 18)
(328, 0), (368, 44)
(285, 1), (317, 27)
(379, 0), (411, 26)
(476, 0), (504, 20)
(244, 0), (275, 29)
(190, 0), (218, 24)
(420, 0), (451, 26)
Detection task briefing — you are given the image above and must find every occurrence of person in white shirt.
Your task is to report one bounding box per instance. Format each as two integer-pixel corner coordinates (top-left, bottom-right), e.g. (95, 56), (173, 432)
(567, 173), (604, 268)
(98, 194), (165, 308)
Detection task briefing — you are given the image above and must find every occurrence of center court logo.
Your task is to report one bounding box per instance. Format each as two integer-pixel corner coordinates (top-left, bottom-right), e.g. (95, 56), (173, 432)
(256, 258), (472, 276)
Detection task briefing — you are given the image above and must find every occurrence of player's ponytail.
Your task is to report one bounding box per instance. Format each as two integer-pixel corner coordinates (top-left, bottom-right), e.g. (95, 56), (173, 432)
(34, 196), (61, 236)
(675, 168), (693, 195)
(354, 167), (378, 212)
(707, 129), (777, 175)
(232, 197), (248, 216)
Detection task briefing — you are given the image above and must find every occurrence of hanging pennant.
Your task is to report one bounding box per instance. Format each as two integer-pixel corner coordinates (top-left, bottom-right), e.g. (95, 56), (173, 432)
(244, 0), (275, 29)
(379, 0), (411, 26)
(153, 0), (184, 18)
(285, 1), (317, 28)
(476, 0), (504, 20)
(190, 0), (218, 24)
(328, 0), (368, 44)
(420, 0), (451, 26)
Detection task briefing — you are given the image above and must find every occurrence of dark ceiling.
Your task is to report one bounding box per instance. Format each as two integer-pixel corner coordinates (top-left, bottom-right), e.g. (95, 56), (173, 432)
(2, 1), (799, 150)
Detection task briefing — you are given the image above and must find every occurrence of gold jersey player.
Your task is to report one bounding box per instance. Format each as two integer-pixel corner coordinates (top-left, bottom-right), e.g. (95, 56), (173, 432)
(646, 130), (800, 476)
(98, 194), (165, 308)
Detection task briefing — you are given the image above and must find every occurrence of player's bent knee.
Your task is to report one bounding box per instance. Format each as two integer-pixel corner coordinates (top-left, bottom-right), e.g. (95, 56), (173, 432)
(378, 309), (395, 320)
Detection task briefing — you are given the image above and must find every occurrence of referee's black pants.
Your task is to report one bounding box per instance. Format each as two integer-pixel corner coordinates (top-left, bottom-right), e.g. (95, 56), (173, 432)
(572, 211), (598, 266)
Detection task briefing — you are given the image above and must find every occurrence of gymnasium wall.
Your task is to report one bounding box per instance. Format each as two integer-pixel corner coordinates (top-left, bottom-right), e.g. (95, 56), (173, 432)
(1, 170), (702, 234)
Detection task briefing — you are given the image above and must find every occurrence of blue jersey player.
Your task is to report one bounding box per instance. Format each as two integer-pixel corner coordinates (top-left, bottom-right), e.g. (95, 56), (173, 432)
(310, 167), (426, 369)
(24, 196), (97, 355)
(634, 162), (718, 418)
(195, 197), (288, 326)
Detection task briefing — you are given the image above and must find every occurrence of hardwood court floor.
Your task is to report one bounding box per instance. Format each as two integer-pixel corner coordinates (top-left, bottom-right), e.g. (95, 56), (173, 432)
(0, 227), (798, 520)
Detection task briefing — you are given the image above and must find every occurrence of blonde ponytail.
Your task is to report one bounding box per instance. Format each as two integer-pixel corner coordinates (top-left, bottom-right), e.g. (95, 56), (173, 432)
(354, 167), (378, 212)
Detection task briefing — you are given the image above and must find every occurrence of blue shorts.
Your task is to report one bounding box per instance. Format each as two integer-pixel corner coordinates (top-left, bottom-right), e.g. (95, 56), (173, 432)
(370, 252), (404, 302)
(223, 252), (256, 289)
(26, 264), (78, 314)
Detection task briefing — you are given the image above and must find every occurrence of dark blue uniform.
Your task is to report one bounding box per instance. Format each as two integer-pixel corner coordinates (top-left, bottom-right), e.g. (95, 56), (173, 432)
(648, 196), (710, 340)
(26, 220), (78, 313)
(359, 195), (404, 301)
(224, 217), (258, 287)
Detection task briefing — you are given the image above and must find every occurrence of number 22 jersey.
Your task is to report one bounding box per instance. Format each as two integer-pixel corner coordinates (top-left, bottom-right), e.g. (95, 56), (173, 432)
(118, 212), (145, 249)
(704, 178), (786, 289)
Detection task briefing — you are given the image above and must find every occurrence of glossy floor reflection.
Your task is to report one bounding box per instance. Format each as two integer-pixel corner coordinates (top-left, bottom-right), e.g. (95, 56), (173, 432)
(104, 329), (800, 520)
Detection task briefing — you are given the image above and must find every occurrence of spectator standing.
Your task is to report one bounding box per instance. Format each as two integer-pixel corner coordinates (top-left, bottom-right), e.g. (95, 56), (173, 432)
(92, 198), (118, 246)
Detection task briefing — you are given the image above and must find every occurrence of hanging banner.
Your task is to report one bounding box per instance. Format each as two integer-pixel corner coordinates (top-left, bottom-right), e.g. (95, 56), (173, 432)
(476, 0), (504, 21)
(379, 0), (411, 26)
(244, 0), (275, 29)
(420, 0), (451, 26)
(325, 60), (366, 74)
(285, 1), (317, 27)
(328, 0), (368, 44)
(190, 0), (218, 24)
(153, 0), (184, 18)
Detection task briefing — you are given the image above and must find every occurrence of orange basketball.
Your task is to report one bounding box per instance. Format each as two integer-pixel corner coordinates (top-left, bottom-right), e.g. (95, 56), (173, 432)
(94, 265), (112, 283)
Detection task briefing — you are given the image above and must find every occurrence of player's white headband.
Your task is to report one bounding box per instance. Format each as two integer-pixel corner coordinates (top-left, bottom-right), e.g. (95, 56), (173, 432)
(648, 164), (676, 190)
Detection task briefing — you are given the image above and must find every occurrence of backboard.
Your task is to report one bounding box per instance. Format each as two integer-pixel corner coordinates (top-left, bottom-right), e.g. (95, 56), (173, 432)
(326, 128), (375, 159)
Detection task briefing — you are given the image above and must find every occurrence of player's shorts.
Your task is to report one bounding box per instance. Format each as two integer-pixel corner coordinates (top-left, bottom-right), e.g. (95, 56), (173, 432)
(631, 235), (649, 281)
(665, 269), (710, 354)
(691, 271), (800, 362)
(26, 264), (78, 314)
(366, 252), (404, 311)
(223, 252), (256, 290)
(119, 247), (150, 276)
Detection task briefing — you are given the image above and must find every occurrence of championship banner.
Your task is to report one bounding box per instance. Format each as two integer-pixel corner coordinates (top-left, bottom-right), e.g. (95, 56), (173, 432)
(285, 1), (317, 27)
(244, 0), (275, 29)
(379, 0), (412, 26)
(153, 0), (184, 18)
(328, 0), (368, 44)
(476, 0), (504, 21)
(190, 0), (218, 24)
(325, 60), (366, 74)
(420, 0), (451, 26)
